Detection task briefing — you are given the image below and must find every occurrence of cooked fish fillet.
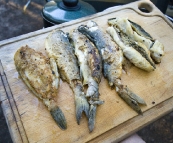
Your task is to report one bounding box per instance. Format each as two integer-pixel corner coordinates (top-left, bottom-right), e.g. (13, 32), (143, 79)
(45, 29), (89, 124)
(106, 26), (155, 72)
(150, 40), (164, 63)
(108, 18), (153, 49)
(71, 29), (104, 132)
(108, 17), (164, 64)
(78, 21), (146, 114)
(14, 45), (67, 130)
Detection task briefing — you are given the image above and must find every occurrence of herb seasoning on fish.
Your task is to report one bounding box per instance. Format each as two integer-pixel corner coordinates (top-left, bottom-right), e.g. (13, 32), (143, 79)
(78, 21), (146, 114)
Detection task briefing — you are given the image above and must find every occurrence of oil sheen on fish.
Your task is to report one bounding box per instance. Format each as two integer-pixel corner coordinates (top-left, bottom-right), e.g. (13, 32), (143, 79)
(14, 45), (67, 130)
(108, 17), (164, 64)
(78, 21), (146, 114)
(45, 29), (89, 124)
(71, 29), (104, 132)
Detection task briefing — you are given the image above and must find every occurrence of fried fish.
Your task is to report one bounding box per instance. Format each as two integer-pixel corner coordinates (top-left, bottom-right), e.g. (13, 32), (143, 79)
(14, 45), (67, 130)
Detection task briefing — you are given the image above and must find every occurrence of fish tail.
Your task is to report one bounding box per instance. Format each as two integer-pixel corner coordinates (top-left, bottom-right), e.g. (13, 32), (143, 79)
(75, 95), (89, 124)
(115, 84), (146, 114)
(88, 99), (104, 132)
(88, 105), (97, 132)
(50, 106), (67, 130)
(74, 85), (89, 125)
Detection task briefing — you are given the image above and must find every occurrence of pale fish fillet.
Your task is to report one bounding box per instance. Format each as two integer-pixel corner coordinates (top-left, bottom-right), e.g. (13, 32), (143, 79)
(78, 21), (146, 114)
(106, 26), (155, 72)
(108, 17), (164, 64)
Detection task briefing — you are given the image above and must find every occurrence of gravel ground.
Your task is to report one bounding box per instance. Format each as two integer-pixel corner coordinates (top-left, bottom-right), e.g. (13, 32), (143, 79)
(0, 0), (172, 143)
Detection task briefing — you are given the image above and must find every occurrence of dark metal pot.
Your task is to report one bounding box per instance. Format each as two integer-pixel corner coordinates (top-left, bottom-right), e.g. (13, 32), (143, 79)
(41, 0), (97, 28)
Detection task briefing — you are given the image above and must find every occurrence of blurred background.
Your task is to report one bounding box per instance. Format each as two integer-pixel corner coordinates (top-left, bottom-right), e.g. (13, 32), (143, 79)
(0, 0), (173, 143)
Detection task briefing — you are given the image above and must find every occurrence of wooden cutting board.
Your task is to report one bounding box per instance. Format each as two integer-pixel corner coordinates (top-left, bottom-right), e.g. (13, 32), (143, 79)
(0, 0), (173, 143)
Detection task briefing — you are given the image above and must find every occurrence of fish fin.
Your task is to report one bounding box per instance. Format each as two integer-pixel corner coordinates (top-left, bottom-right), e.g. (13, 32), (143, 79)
(50, 106), (67, 130)
(75, 93), (89, 125)
(88, 100), (104, 132)
(88, 105), (97, 132)
(116, 85), (146, 114)
(129, 92), (146, 105)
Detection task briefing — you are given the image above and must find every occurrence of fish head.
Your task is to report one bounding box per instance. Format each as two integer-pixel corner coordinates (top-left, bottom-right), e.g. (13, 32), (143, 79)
(78, 24), (95, 43)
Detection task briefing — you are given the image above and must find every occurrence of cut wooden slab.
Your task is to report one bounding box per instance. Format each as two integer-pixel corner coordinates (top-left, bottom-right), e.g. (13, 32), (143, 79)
(0, 0), (173, 143)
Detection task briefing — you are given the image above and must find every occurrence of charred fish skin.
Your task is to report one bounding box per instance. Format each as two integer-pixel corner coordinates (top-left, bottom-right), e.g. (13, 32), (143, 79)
(14, 45), (67, 130)
(45, 29), (89, 124)
(78, 21), (146, 114)
(71, 29), (104, 132)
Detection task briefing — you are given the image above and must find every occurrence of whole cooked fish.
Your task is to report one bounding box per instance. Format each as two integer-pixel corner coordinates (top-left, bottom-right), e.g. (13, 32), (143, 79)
(78, 21), (146, 114)
(71, 29), (104, 132)
(14, 45), (67, 130)
(108, 17), (164, 64)
(45, 29), (89, 124)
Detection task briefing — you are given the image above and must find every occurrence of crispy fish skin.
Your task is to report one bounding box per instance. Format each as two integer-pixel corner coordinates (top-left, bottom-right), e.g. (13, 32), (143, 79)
(14, 45), (67, 130)
(45, 29), (89, 124)
(108, 17), (164, 64)
(71, 29), (104, 132)
(78, 21), (146, 114)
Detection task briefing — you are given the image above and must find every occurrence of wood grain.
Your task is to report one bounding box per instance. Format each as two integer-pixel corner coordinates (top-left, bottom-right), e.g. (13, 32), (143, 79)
(0, 0), (173, 143)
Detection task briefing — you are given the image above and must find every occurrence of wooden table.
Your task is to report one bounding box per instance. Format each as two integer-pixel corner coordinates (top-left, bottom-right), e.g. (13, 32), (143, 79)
(0, 0), (173, 142)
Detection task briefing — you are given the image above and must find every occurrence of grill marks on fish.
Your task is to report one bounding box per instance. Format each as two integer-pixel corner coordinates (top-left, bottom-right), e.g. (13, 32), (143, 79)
(45, 29), (89, 125)
(71, 29), (103, 132)
(78, 21), (146, 114)
(88, 48), (102, 83)
(14, 45), (67, 130)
